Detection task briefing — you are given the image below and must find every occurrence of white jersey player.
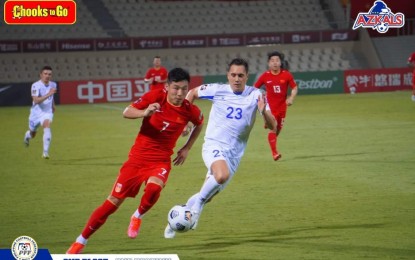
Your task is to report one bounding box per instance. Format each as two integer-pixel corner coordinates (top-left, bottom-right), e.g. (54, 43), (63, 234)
(24, 66), (57, 159)
(164, 58), (276, 238)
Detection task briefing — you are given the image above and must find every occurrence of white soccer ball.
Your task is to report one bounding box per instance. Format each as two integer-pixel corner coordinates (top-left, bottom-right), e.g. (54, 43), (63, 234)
(376, 22), (388, 33)
(167, 205), (193, 232)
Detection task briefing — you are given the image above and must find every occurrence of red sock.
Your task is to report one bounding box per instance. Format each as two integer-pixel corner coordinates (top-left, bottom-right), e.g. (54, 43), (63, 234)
(268, 132), (278, 155)
(138, 183), (162, 215)
(81, 200), (118, 239)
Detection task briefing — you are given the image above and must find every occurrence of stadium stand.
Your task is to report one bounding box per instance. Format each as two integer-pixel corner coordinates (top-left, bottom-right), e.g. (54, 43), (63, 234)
(0, 0), (377, 83)
(372, 35), (415, 68)
(0, 42), (354, 83)
(101, 0), (331, 37)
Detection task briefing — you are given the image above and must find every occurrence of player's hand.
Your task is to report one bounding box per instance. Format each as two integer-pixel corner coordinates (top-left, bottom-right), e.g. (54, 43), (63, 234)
(257, 94), (267, 115)
(286, 97), (294, 106)
(181, 123), (193, 137)
(173, 148), (189, 165)
(49, 88), (57, 95)
(144, 103), (161, 117)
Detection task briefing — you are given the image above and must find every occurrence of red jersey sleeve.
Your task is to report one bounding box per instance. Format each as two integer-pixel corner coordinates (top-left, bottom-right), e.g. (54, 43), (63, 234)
(285, 71), (297, 89)
(408, 53), (415, 63)
(160, 67), (168, 81)
(144, 68), (153, 80)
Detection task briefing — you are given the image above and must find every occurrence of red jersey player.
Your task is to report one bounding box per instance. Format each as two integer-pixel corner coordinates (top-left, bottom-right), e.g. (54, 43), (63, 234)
(254, 51), (298, 161)
(67, 68), (204, 254)
(144, 56), (168, 91)
(407, 52), (415, 101)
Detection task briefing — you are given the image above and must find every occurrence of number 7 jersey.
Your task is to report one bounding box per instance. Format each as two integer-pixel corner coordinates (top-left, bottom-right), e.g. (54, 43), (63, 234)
(129, 89), (203, 163)
(198, 83), (266, 158)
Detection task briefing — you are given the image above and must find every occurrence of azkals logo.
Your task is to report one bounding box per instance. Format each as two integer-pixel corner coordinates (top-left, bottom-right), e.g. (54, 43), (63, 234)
(4, 0), (76, 25)
(352, 0), (404, 33)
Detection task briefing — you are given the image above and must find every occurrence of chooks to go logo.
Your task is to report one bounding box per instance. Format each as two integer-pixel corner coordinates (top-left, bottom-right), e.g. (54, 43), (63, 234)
(4, 0), (76, 24)
(352, 0), (404, 33)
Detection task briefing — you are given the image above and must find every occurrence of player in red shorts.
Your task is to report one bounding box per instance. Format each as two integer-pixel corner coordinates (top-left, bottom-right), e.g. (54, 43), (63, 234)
(254, 51), (298, 161)
(144, 56), (168, 91)
(407, 52), (415, 101)
(66, 68), (204, 254)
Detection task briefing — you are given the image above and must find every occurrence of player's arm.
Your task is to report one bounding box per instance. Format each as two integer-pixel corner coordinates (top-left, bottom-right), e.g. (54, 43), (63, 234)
(286, 85), (298, 106)
(407, 58), (415, 68)
(180, 87), (201, 136)
(144, 69), (153, 83)
(258, 94), (276, 131)
(123, 103), (160, 119)
(254, 75), (265, 89)
(173, 122), (204, 166)
(185, 86), (200, 103)
(32, 87), (56, 104)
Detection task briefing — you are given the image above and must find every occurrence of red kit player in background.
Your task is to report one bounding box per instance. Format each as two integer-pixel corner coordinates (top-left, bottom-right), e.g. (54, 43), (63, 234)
(67, 68), (204, 254)
(407, 52), (415, 102)
(254, 51), (298, 161)
(144, 56), (168, 91)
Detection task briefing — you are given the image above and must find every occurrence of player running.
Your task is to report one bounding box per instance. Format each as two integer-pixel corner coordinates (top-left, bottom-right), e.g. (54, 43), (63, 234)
(164, 58), (276, 238)
(254, 51), (298, 161)
(23, 66), (57, 159)
(67, 68), (204, 254)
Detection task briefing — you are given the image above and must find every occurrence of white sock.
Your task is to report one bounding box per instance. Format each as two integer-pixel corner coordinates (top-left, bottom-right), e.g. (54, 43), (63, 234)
(25, 130), (32, 140)
(133, 209), (142, 219)
(191, 175), (221, 212)
(186, 193), (200, 208)
(43, 128), (51, 153)
(76, 235), (87, 245)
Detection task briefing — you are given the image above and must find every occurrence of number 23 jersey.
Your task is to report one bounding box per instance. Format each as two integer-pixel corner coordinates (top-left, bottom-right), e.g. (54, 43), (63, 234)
(198, 83), (265, 158)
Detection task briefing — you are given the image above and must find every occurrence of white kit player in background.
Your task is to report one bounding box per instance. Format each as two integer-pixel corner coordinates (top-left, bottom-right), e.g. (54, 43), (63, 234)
(164, 58), (276, 238)
(24, 66), (57, 159)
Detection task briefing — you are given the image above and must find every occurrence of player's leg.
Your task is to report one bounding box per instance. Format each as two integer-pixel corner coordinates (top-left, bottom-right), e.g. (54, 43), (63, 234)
(67, 162), (137, 254)
(164, 172), (220, 238)
(189, 159), (229, 229)
(267, 129), (278, 158)
(412, 79), (415, 101)
(128, 165), (169, 239)
(41, 118), (52, 159)
(24, 116), (39, 147)
(67, 196), (124, 254)
(271, 113), (285, 161)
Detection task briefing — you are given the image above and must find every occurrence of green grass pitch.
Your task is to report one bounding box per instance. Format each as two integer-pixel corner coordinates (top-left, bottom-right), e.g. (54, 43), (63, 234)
(1, 91), (414, 259)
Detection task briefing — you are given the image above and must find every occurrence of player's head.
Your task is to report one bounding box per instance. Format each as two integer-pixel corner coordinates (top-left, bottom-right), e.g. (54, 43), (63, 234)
(267, 51), (284, 72)
(227, 58), (249, 94)
(153, 56), (162, 68)
(40, 65), (52, 84)
(166, 67), (190, 106)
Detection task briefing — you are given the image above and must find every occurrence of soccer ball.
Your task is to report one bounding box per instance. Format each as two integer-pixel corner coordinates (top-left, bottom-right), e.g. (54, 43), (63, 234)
(376, 22), (388, 33)
(167, 205), (193, 232)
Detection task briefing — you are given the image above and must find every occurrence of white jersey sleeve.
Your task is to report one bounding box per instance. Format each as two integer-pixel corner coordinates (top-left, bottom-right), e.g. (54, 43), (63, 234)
(197, 83), (263, 158)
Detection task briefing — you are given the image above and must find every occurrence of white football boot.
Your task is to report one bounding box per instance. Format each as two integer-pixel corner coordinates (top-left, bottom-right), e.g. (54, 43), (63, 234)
(164, 224), (176, 239)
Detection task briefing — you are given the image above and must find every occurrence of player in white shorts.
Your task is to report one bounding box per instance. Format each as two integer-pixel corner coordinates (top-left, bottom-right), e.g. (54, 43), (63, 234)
(23, 66), (57, 159)
(164, 58), (276, 238)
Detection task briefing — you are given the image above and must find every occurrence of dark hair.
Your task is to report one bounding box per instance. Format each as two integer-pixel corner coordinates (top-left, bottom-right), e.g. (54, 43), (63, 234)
(267, 51), (284, 61)
(168, 67), (190, 83)
(41, 66), (52, 72)
(268, 51), (289, 69)
(154, 56), (161, 59)
(227, 58), (249, 73)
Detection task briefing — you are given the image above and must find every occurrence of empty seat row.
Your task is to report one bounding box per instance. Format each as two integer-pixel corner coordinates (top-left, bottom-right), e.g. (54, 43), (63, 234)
(0, 45), (351, 83)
